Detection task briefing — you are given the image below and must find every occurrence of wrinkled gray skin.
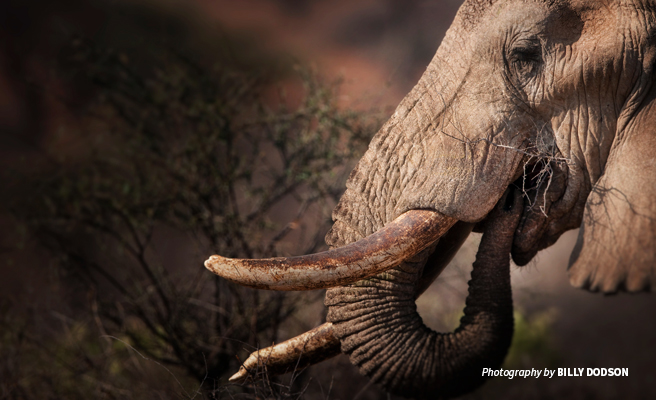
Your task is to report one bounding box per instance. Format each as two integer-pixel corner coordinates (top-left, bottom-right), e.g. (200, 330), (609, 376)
(327, 188), (523, 398)
(323, 0), (656, 397)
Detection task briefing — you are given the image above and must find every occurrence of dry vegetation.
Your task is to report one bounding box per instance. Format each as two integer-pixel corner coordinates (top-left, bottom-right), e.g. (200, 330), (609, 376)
(0, 2), (375, 398)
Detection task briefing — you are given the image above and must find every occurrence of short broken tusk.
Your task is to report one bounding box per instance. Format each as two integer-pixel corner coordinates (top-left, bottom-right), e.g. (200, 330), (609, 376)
(206, 210), (456, 290)
(229, 322), (340, 383)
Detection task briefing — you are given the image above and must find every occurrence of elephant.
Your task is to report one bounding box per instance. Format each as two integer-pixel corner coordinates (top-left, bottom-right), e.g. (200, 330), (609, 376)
(205, 0), (656, 398)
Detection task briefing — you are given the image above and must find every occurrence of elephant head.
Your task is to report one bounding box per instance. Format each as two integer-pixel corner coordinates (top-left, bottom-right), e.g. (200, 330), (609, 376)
(205, 0), (656, 397)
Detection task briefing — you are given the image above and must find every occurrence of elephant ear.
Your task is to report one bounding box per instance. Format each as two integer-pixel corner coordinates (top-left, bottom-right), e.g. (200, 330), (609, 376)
(568, 93), (656, 293)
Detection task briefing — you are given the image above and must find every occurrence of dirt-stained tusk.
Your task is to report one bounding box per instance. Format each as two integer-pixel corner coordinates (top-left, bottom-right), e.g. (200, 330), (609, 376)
(205, 210), (455, 291)
(229, 322), (340, 383)
(228, 222), (468, 383)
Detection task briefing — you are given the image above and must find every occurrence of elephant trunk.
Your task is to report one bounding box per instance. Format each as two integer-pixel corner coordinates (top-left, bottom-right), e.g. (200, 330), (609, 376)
(325, 188), (522, 399)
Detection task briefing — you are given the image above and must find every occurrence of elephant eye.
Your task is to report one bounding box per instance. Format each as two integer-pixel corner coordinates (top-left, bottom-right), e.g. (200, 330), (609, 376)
(510, 41), (542, 74)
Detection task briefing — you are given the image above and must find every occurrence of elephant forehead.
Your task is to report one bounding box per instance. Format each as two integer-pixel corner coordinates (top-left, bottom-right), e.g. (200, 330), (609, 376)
(459, 0), (554, 31)
(459, 0), (501, 30)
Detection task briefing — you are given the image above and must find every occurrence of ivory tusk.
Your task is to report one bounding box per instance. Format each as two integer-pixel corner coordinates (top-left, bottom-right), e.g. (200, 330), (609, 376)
(229, 322), (340, 383)
(229, 221), (471, 383)
(206, 210), (456, 291)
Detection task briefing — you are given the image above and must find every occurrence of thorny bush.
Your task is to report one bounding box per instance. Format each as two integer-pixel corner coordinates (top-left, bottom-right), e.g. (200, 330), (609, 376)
(3, 27), (375, 398)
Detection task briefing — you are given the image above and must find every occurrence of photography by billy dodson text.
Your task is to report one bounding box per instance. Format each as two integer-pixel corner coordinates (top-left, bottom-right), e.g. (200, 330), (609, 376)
(481, 368), (629, 379)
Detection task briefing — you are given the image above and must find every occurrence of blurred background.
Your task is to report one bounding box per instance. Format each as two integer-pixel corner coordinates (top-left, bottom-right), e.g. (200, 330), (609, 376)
(1, 0), (654, 399)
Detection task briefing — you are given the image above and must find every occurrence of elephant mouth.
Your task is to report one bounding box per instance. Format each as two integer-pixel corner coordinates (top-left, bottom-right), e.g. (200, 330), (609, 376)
(509, 159), (569, 265)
